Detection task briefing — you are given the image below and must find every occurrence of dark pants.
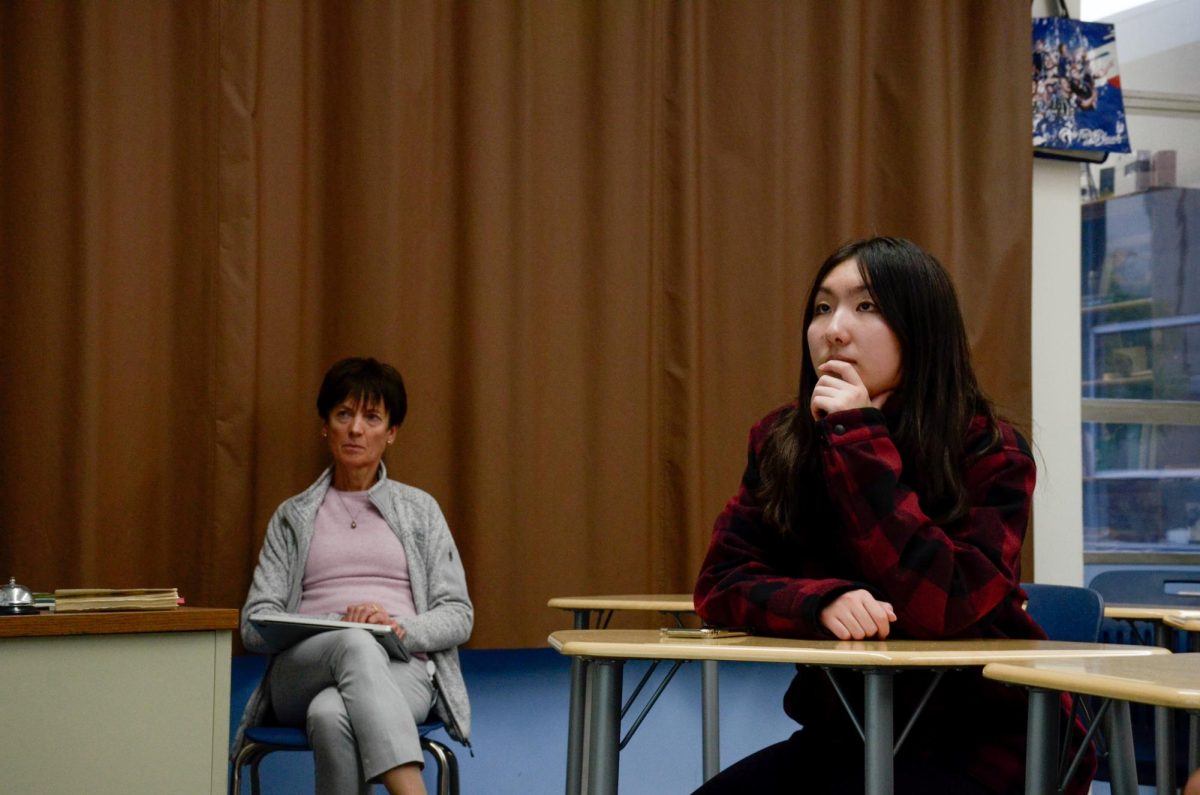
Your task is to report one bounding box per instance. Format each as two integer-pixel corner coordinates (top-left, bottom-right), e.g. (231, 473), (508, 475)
(692, 729), (995, 795)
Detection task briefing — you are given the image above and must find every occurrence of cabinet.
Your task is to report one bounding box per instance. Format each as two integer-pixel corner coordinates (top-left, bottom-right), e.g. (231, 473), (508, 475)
(1081, 187), (1200, 551)
(0, 608), (237, 794)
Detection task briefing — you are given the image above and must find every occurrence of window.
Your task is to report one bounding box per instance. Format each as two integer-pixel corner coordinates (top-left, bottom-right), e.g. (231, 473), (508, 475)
(1079, 1), (1200, 559)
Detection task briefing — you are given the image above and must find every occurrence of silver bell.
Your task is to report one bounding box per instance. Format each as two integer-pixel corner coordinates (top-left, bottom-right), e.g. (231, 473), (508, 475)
(0, 576), (40, 615)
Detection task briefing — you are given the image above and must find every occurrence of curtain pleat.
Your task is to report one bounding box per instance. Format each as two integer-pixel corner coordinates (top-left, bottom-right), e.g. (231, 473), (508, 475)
(0, 0), (1032, 647)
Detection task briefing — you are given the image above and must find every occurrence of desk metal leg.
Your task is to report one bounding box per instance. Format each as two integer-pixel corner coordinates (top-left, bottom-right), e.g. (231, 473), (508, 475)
(863, 670), (894, 795)
(1102, 699), (1139, 795)
(701, 660), (719, 781)
(565, 611), (592, 795)
(1151, 718), (1178, 795)
(1025, 688), (1059, 795)
(1190, 712), (1199, 774)
(566, 657), (589, 795)
(588, 658), (625, 795)
(1155, 624), (1177, 795)
(1191, 634), (1199, 775)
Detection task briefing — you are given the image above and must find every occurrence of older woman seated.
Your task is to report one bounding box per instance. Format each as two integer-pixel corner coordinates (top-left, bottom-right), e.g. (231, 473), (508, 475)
(234, 357), (472, 795)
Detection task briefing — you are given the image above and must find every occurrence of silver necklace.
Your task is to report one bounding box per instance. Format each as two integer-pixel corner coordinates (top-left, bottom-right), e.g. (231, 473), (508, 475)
(333, 490), (366, 529)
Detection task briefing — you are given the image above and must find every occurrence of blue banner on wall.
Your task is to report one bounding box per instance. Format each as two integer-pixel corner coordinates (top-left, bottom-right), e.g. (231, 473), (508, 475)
(1033, 17), (1132, 158)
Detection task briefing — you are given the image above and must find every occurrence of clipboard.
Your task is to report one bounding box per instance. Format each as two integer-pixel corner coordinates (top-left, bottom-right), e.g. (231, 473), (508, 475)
(250, 613), (409, 661)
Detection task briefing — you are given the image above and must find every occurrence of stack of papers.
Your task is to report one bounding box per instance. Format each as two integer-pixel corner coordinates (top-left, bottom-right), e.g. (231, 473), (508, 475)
(53, 588), (180, 612)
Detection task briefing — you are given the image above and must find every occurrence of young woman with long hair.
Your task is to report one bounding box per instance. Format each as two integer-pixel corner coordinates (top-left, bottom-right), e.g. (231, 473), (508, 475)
(693, 237), (1091, 795)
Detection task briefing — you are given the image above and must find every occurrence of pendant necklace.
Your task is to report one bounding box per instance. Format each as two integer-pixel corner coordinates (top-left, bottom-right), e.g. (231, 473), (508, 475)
(334, 489), (366, 529)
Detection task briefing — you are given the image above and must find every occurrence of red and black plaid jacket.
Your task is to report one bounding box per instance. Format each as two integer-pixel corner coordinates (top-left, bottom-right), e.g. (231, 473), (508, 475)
(695, 405), (1093, 795)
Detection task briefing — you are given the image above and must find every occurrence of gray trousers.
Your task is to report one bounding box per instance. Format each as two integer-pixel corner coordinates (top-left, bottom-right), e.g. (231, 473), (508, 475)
(270, 629), (435, 795)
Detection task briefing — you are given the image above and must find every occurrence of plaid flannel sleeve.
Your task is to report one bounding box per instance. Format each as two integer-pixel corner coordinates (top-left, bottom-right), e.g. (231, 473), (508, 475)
(694, 412), (863, 638)
(819, 409), (1035, 639)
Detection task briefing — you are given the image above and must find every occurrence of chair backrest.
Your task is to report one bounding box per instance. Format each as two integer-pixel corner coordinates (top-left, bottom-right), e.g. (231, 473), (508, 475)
(1088, 569), (1200, 606)
(1021, 582), (1105, 643)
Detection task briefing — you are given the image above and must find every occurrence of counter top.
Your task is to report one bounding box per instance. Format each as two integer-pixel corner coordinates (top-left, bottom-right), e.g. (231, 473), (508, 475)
(0, 606), (239, 638)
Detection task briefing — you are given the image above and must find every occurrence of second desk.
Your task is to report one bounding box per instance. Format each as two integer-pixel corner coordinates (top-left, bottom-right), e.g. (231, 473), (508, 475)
(984, 653), (1197, 795)
(547, 594), (721, 790)
(1106, 603), (1200, 794)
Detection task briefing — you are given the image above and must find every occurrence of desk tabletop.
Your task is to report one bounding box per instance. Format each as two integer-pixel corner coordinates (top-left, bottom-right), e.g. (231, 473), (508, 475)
(0, 606), (240, 639)
(548, 629), (1167, 667)
(983, 654), (1200, 710)
(1103, 604), (1200, 621)
(1163, 614), (1200, 632)
(547, 594), (694, 612)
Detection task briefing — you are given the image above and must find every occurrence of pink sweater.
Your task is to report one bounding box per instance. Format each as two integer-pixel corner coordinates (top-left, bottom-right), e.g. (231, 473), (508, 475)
(298, 488), (418, 622)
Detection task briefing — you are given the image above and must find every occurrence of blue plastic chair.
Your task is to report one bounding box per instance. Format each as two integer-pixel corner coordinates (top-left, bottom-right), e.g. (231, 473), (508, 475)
(1021, 582), (1105, 642)
(1090, 569), (1200, 611)
(230, 655), (460, 795)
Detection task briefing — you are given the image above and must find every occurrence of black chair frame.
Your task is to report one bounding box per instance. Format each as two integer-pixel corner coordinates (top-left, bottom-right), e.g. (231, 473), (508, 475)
(231, 725), (459, 795)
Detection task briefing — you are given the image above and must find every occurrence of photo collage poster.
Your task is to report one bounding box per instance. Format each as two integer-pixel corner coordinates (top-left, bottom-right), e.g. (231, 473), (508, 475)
(1033, 17), (1132, 156)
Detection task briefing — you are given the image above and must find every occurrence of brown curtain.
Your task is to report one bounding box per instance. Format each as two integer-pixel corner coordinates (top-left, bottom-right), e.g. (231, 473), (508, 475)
(0, 0), (1032, 648)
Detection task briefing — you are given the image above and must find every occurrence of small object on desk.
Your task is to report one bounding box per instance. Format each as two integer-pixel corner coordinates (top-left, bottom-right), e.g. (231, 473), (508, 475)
(0, 576), (39, 615)
(53, 587), (180, 612)
(660, 627), (749, 639)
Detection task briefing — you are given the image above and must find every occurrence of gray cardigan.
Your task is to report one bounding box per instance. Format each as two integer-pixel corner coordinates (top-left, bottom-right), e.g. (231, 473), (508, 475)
(233, 463), (474, 755)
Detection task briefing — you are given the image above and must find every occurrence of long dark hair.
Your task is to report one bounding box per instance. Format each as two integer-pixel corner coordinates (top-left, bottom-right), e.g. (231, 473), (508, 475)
(758, 237), (999, 532)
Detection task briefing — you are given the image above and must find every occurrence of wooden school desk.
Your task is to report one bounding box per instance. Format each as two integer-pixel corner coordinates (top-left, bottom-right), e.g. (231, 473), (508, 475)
(1164, 614), (1200, 776)
(984, 653), (1196, 795)
(1104, 604), (1200, 647)
(0, 607), (238, 795)
(548, 629), (1164, 795)
(1163, 611), (1200, 642)
(1106, 603), (1200, 793)
(547, 594), (723, 790)
(547, 594), (696, 629)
